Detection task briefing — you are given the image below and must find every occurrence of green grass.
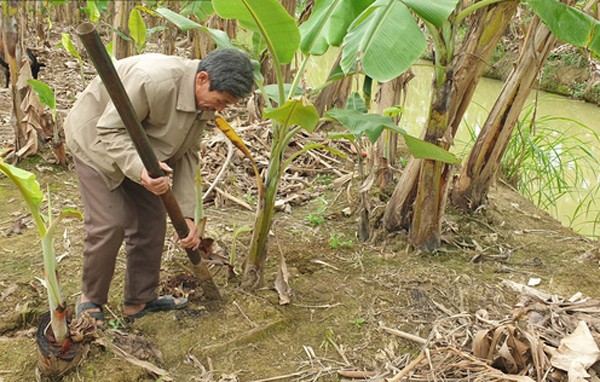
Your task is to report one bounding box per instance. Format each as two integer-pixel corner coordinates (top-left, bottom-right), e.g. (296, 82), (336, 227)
(456, 101), (600, 239)
(305, 196), (328, 227)
(501, 104), (600, 237)
(328, 233), (353, 249)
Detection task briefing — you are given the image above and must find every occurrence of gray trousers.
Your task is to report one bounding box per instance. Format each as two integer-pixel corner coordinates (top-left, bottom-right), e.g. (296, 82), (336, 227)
(74, 156), (166, 305)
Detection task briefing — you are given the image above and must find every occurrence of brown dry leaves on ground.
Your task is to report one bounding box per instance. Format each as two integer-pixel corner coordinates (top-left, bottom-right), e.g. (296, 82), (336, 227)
(381, 280), (600, 382)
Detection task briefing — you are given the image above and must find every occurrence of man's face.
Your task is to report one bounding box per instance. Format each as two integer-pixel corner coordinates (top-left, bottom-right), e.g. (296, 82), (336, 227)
(194, 71), (238, 112)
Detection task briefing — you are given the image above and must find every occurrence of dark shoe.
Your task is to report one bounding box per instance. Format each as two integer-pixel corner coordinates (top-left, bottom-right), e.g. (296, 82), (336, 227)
(125, 295), (187, 320)
(76, 300), (105, 329)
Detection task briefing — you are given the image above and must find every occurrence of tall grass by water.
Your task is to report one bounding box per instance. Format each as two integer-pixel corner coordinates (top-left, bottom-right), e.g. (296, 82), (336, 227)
(458, 101), (600, 239)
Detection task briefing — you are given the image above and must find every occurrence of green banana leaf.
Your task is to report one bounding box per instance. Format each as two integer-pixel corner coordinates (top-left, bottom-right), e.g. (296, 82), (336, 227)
(155, 7), (234, 49)
(85, 0), (100, 23)
(340, 0), (459, 82)
(529, 0), (600, 56)
(402, 0), (460, 27)
(325, 108), (458, 164)
(260, 84), (304, 104)
(341, 0), (427, 82)
(326, 108), (400, 143)
(28, 80), (55, 112)
(346, 92), (368, 113)
(181, 0), (214, 22)
(0, 160), (44, 234)
(61, 33), (81, 60)
(264, 99), (320, 132)
(300, 0), (374, 56)
(0, 161), (43, 207)
(212, 0), (300, 65)
(403, 135), (458, 165)
(129, 8), (147, 51)
(46, 208), (83, 239)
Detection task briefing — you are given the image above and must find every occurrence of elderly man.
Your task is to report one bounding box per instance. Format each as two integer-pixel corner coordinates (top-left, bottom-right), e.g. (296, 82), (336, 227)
(65, 49), (254, 326)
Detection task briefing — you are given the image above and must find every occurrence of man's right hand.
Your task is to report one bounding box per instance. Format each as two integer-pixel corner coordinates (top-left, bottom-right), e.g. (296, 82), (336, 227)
(140, 162), (173, 195)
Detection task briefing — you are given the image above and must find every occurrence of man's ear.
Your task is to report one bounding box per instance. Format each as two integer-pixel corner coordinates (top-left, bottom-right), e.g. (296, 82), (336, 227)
(196, 71), (210, 85)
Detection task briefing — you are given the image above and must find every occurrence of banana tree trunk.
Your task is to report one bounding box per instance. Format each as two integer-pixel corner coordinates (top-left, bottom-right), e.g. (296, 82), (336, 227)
(2, 0), (39, 159)
(241, 142), (284, 289)
(371, 70), (414, 188)
(112, 0), (134, 59)
(161, 0), (177, 55)
(446, 1), (519, 139)
(451, 8), (566, 210)
(383, 1), (518, 249)
(41, 235), (68, 342)
(36, 312), (87, 378)
(356, 147), (370, 241)
(313, 52), (353, 116)
(383, 157), (421, 231)
(33, 1), (46, 44)
(407, 76), (452, 250)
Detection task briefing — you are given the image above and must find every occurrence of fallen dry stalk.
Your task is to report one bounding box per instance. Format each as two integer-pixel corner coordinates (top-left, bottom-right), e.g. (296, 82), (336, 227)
(97, 338), (172, 381)
(215, 187), (253, 211)
(326, 335), (351, 366)
(337, 369), (378, 378)
(379, 323), (427, 345)
(233, 300), (257, 327)
(249, 369), (312, 382)
(199, 319), (286, 356)
(387, 351), (427, 382)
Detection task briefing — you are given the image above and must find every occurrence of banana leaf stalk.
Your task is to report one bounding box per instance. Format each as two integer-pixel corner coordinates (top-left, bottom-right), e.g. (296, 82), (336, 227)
(0, 160), (81, 343)
(41, 197), (72, 343)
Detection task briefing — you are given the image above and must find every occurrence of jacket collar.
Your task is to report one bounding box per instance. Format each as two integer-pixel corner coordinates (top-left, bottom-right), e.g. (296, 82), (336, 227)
(177, 60), (200, 113)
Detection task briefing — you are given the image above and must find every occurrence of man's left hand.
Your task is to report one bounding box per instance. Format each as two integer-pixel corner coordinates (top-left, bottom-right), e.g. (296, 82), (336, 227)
(175, 218), (200, 250)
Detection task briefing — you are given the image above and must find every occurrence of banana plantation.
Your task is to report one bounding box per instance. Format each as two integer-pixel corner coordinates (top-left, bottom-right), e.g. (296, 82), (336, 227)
(1, 0), (600, 381)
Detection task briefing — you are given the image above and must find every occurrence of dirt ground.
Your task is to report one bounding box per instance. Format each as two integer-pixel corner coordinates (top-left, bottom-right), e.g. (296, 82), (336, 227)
(1, 30), (599, 382)
(0, 147), (598, 382)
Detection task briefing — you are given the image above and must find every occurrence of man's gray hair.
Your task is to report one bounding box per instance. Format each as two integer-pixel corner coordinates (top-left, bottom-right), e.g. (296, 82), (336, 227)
(199, 49), (254, 99)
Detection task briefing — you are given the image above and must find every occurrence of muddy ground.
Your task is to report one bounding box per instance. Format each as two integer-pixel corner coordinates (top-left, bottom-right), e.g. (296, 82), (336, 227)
(0, 29), (599, 382)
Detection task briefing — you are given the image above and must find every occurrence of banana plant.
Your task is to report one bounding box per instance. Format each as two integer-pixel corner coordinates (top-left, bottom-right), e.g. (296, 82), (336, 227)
(210, 0), (458, 288)
(61, 33), (87, 86)
(27, 79), (67, 166)
(82, 0), (101, 23)
(452, 0), (600, 215)
(0, 160), (82, 344)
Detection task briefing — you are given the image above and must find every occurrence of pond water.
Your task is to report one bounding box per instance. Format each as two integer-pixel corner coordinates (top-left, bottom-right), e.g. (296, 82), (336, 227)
(306, 54), (600, 238)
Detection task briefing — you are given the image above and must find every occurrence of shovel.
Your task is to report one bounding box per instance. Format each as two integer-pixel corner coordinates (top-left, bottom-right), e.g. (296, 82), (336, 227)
(76, 22), (221, 300)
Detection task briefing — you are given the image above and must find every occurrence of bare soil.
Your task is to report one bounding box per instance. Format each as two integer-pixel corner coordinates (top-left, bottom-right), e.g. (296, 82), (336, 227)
(0, 29), (599, 382)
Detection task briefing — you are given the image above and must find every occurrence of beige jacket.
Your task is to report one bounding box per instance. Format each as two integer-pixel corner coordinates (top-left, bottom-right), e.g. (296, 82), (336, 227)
(65, 53), (213, 217)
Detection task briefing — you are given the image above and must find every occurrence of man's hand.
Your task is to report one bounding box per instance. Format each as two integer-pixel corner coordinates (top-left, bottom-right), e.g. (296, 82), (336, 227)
(174, 218), (201, 250)
(141, 162), (173, 195)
